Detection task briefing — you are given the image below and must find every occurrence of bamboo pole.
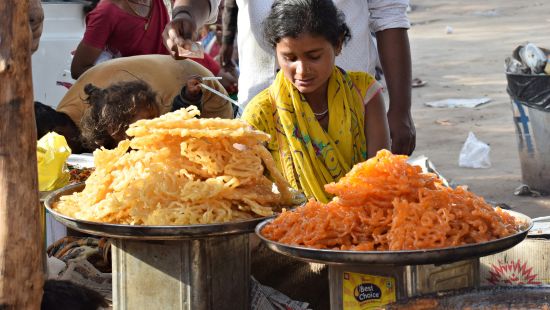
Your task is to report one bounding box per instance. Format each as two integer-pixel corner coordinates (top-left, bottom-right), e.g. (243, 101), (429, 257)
(0, 0), (44, 308)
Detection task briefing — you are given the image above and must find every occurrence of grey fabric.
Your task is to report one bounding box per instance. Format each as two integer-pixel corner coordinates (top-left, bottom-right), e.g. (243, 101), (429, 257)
(251, 241), (330, 310)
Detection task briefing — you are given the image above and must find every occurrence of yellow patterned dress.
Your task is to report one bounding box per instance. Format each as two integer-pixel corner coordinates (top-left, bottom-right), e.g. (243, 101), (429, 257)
(242, 67), (381, 202)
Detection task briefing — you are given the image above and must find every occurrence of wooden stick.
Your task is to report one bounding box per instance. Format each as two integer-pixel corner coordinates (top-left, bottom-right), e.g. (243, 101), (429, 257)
(0, 0), (44, 308)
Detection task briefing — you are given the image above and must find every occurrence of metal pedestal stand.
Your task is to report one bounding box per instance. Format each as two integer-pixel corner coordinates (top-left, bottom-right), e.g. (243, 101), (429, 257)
(111, 235), (249, 310)
(327, 259), (479, 309)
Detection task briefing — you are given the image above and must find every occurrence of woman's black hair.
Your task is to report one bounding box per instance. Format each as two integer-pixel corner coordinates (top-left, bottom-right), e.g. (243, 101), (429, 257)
(34, 101), (88, 153)
(80, 80), (159, 150)
(262, 0), (352, 48)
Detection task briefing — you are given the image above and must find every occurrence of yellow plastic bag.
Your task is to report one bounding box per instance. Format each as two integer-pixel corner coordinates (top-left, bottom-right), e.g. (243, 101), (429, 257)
(37, 132), (72, 191)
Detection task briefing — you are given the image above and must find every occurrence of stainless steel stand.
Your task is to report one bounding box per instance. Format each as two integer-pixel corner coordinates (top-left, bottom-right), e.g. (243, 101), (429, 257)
(328, 259), (479, 309)
(112, 235), (250, 310)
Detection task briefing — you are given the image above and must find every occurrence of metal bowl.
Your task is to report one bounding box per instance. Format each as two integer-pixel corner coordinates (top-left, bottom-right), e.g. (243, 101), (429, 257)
(255, 209), (533, 266)
(44, 183), (286, 240)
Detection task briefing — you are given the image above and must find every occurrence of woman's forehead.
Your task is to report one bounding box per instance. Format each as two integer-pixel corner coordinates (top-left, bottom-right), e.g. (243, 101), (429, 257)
(276, 33), (332, 52)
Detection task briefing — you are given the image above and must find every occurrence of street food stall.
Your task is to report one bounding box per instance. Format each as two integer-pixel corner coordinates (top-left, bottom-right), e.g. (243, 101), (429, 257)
(36, 106), (538, 310)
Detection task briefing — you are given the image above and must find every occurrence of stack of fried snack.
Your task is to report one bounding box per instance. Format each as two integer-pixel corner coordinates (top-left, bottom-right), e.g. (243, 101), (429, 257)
(262, 150), (519, 251)
(54, 106), (293, 225)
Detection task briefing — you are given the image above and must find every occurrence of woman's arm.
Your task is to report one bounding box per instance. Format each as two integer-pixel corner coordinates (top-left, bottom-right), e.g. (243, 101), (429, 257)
(70, 41), (103, 79)
(364, 93), (390, 158)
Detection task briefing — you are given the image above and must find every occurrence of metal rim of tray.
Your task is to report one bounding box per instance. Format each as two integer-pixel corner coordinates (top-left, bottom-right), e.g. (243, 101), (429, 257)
(44, 183), (279, 240)
(255, 209), (533, 266)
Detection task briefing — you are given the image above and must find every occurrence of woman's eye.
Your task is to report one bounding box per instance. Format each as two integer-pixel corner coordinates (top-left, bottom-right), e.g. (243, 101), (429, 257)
(283, 55), (297, 62)
(309, 54), (321, 60)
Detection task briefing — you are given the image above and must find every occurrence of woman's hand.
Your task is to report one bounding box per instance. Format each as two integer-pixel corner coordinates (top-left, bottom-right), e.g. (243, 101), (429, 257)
(184, 75), (203, 99)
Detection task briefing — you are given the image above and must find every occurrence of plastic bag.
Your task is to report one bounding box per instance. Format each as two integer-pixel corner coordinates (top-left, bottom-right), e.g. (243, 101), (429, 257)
(458, 132), (491, 169)
(37, 132), (71, 191)
(506, 44), (550, 112)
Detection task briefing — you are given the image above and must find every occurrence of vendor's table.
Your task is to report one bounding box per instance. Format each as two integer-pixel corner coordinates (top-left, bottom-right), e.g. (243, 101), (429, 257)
(256, 209), (532, 310)
(45, 183), (264, 310)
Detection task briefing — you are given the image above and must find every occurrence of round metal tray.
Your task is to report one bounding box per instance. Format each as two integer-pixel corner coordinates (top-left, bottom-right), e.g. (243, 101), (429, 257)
(45, 183), (282, 240)
(255, 209), (533, 266)
(387, 286), (550, 309)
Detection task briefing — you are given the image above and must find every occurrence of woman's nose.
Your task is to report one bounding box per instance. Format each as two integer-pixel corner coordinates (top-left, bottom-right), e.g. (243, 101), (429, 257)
(295, 61), (305, 75)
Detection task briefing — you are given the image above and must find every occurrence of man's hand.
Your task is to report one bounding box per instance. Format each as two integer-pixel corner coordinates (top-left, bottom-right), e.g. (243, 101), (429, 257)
(163, 14), (198, 59)
(387, 108), (416, 155)
(163, 0), (213, 59)
(219, 43), (234, 69)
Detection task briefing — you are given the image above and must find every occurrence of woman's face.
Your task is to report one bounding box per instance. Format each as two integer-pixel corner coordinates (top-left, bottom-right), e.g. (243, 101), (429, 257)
(275, 33), (340, 95)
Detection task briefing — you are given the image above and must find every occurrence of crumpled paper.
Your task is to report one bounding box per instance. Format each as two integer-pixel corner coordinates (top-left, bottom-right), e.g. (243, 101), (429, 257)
(425, 97), (491, 108)
(37, 132), (71, 191)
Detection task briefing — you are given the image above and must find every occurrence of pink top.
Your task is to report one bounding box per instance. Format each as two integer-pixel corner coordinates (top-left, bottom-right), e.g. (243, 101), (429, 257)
(83, 0), (169, 56)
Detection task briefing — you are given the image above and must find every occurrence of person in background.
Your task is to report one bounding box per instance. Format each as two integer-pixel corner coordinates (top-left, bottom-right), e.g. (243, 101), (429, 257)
(71, 0), (221, 79)
(29, 0), (44, 53)
(71, 0), (169, 79)
(80, 81), (160, 149)
(200, 24), (221, 58)
(220, 0), (415, 155)
(35, 55), (234, 152)
(81, 77), (226, 150)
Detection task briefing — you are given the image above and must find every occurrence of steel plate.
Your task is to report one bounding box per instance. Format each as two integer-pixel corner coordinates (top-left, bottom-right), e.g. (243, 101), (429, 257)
(44, 183), (290, 240)
(255, 209), (532, 266)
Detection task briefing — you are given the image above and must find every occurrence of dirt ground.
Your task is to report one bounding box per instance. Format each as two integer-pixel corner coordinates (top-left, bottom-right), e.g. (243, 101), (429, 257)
(406, 1), (550, 217)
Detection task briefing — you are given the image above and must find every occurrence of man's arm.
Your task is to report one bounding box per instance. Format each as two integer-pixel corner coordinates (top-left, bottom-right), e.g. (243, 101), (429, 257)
(164, 0), (220, 58)
(219, 0), (237, 68)
(368, 0), (415, 155)
(376, 28), (415, 155)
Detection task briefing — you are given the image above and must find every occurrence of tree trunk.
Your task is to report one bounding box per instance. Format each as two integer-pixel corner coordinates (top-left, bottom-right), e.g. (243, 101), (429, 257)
(0, 0), (44, 309)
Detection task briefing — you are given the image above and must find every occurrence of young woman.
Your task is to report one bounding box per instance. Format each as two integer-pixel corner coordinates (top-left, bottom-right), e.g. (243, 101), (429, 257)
(242, 0), (391, 202)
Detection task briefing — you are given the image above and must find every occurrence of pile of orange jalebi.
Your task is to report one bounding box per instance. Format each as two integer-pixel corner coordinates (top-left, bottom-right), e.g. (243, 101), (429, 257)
(261, 150), (519, 251)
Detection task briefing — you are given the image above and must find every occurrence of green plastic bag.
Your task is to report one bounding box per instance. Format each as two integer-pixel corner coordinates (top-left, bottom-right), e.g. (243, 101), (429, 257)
(37, 132), (72, 191)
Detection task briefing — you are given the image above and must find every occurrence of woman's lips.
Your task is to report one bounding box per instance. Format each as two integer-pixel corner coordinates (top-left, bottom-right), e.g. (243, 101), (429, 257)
(295, 78), (315, 87)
